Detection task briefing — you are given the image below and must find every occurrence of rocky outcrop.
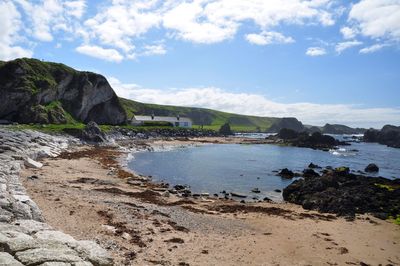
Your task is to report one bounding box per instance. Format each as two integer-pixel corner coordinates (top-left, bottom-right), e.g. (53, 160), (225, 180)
(267, 117), (304, 133)
(283, 168), (400, 219)
(321, 124), (366, 135)
(363, 125), (400, 148)
(0, 128), (113, 265)
(0, 58), (126, 125)
(267, 128), (348, 151)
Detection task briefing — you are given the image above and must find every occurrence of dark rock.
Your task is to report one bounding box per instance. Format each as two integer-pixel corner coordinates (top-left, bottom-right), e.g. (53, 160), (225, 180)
(363, 125), (400, 148)
(283, 170), (400, 219)
(230, 192), (247, 198)
(251, 188), (261, 193)
(274, 189), (282, 193)
(263, 197), (272, 202)
(302, 168), (320, 178)
(278, 168), (294, 179)
(365, 163), (379, 173)
(334, 167), (350, 176)
(81, 121), (107, 142)
(268, 129), (348, 151)
(0, 58), (126, 125)
(308, 163), (321, 169)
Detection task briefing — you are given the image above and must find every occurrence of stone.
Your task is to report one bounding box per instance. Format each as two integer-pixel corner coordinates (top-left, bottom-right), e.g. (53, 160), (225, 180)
(74, 240), (113, 266)
(15, 219), (53, 234)
(35, 230), (77, 244)
(15, 247), (82, 265)
(24, 158), (43, 169)
(0, 252), (24, 265)
(278, 168), (294, 179)
(365, 163), (379, 173)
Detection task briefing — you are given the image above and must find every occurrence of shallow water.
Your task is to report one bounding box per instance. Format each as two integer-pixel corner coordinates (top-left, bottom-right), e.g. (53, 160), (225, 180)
(128, 140), (400, 201)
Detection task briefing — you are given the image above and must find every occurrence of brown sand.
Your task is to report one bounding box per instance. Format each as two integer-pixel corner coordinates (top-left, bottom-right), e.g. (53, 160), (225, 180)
(21, 145), (400, 266)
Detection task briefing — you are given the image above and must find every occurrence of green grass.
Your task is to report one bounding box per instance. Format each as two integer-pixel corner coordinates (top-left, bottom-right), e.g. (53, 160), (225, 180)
(120, 97), (277, 132)
(10, 123), (86, 133)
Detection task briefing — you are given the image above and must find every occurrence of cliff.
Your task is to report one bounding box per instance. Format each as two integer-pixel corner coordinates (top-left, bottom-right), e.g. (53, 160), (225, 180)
(266, 117), (305, 133)
(0, 58), (126, 125)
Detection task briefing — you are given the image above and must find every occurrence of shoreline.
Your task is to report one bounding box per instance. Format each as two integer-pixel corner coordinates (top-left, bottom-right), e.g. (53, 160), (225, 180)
(20, 135), (400, 265)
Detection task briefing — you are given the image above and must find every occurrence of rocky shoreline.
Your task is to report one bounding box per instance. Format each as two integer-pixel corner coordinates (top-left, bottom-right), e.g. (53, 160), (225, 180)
(1, 126), (400, 265)
(0, 128), (113, 265)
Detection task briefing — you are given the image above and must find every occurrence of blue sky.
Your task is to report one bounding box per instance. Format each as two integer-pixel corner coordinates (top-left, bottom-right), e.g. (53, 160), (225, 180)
(1, 0), (399, 128)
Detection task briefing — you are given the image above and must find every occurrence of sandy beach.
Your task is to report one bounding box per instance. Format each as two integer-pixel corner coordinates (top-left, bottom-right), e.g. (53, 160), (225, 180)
(21, 139), (400, 266)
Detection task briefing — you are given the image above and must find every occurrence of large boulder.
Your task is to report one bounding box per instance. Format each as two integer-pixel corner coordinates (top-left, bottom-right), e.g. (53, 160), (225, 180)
(0, 58), (126, 125)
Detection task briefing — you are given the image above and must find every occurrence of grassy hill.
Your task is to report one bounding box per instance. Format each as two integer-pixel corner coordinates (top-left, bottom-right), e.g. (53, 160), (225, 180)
(119, 98), (278, 132)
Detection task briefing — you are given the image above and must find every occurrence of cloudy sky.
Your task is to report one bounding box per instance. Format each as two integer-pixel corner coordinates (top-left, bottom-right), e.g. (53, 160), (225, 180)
(1, 0), (399, 128)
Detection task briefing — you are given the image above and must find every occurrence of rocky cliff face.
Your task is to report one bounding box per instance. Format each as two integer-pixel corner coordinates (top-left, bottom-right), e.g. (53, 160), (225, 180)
(0, 58), (126, 125)
(267, 117), (304, 133)
(321, 124), (366, 134)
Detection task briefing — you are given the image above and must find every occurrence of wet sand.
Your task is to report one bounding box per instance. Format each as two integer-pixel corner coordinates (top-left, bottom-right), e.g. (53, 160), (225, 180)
(21, 142), (400, 266)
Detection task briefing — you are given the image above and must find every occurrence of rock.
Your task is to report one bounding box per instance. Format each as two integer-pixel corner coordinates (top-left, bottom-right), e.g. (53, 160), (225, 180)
(24, 158), (43, 169)
(35, 230), (77, 244)
(0, 58), (126, 125)
(230, 192), (247, 198)
(251, 188), (260, 193)
(15, 247), (82, 265)
(308, 163), (321, 169)
(364, 125), (400, 148)
(334, 167), (350, 176)
(263, 197), (272, 202)
(274, 189), (282, 193)
(283, 170), (400, 218)
(278, 168), (294, 179)
(74, 241), (113, 266)
(81, 122), (107, 143)
(365, 163), (379, 173)
(0, 252), (24, 265)
(302, 168), (320, 178)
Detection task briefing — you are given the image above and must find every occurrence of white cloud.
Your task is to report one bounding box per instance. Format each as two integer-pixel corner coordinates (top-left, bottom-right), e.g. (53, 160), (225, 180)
(141, 44), (167, 56)
(359, 43), (388, 54)
(340, 26), (357, 39)
(335, 40), (363, 54)
(76, 44), (123, 62)
(83, 1), (161, 53)
(64, 0), (87, 18)
(163, 0), (336, 44)
(0, 1), (32, 60)
(245, 31), (294, 45)
(109, 77), (400, 128)
(348, 0), (400, 41)
(305, 47), (326, 56)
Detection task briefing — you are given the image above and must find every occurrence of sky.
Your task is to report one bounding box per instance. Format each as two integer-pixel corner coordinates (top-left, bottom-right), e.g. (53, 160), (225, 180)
(1, 0), (400, 128)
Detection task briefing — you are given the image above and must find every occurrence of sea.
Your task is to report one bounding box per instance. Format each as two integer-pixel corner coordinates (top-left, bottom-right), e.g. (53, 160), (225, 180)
(127, 134), (400, 201)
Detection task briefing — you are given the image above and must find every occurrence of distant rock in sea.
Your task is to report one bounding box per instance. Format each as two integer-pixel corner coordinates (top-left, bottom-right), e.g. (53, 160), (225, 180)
(363, 125), (400, 148)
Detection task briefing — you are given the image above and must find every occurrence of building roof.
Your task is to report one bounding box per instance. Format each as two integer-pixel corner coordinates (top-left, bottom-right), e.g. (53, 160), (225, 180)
(134, 116), (192, 123)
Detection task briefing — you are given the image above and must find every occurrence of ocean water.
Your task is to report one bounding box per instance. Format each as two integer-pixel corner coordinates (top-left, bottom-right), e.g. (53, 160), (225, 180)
(127, 140), (400, 201)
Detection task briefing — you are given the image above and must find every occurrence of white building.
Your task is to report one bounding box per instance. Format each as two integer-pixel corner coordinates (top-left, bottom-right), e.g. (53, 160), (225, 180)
(131, 115), (192, 128)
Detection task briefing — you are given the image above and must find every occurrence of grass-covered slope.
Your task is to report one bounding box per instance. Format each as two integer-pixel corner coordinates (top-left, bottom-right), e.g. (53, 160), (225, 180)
(120, 98), (278, 132)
